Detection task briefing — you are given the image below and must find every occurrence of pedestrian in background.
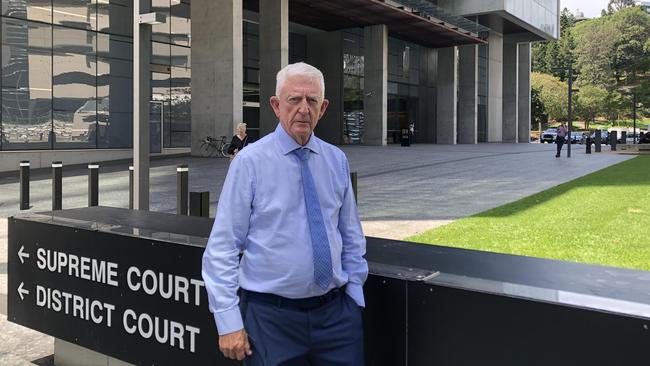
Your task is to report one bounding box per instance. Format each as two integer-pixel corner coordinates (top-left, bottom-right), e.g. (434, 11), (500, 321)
(556, 122), (568, 158)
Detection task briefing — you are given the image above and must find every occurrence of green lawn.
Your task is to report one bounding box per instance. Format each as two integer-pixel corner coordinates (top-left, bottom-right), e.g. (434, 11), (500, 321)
(407, 156), (650, 271)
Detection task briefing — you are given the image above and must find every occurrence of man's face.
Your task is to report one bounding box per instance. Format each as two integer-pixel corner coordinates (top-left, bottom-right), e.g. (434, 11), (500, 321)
(270, 75), (329, 145)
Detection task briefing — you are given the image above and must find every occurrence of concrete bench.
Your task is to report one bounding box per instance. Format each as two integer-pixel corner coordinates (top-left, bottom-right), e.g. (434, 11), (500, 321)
(618, 144), (650, 154)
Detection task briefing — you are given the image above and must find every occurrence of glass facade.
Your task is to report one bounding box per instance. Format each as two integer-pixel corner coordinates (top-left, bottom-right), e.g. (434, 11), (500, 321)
(0, 0), (189, 151)
(342, 29), (364, 144)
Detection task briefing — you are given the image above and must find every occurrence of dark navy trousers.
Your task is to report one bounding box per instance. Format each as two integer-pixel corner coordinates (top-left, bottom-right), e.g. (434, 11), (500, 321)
(240, 290), (364, 366)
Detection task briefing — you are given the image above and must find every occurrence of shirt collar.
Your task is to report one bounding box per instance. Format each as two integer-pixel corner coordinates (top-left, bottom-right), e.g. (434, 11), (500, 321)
(274, 123), (321, 155)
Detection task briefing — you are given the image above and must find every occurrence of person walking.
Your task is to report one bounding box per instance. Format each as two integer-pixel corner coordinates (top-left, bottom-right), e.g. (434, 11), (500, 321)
(202, 62), (368, 365)
(556, 122), (568, 158)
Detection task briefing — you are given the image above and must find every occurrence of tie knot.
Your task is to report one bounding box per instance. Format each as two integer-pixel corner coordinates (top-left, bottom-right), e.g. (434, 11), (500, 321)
(293, 148), (310, 161)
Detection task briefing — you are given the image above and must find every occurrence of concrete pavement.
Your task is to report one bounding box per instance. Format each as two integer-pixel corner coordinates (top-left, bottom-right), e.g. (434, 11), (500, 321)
(0, 142), (633, 364)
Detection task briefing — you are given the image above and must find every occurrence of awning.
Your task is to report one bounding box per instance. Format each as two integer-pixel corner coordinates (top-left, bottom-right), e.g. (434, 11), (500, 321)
(288, 0), (487, 48)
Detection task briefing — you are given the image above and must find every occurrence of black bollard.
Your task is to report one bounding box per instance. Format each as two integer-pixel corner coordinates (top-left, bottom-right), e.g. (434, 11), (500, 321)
(350, 171), (358, 204)
(128, 165), (134, 210)
(19, 161), (30, 210)
(88, 163), (99, 207)
(610, 131), (617, 151)
(586, 138), (591, 154)
(52, 161), (62, 210)
(177, 164), (189, 215)
(189, 191), (210, 217)
(620, 131), (627, 144)
(595, 130), (602, 153)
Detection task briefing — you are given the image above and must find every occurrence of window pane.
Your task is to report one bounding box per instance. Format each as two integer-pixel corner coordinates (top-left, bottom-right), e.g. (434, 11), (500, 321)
(97, 33), (132, 61)
(170, 1), (190, 46)
(170, 44), (189, 68)
(151, 0), (170, 43)
(2, 0), (52, 23)
(170, 66), (190, 147)
(53, 0), (96, 31)
(98, 0), (132, 36)
(53, 44), (97, 149)
(53, 26), (96, 55)
(97, 57), (132, 148)
(1, 18), (52, 150)
(151, 41), (170, 65)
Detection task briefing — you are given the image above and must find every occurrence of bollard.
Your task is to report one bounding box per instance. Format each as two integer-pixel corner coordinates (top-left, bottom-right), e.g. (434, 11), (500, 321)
(586, 137), (591, 154)
(350, 171), (358, 204)
(595, 130), (602, 153)
(88, 163), (99, 207)
(19, 161), (30, 210)
(189, 191), (210, 217)
(620, 131), (627, 144)
(610, 131), (617, 151)
(52, 161), (63, 210)
(177, 164), (189, 215)
(128, 165), (134, 210)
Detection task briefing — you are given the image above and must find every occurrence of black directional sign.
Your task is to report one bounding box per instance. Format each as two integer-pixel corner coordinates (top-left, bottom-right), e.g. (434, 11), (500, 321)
(8, 214), (237, 366)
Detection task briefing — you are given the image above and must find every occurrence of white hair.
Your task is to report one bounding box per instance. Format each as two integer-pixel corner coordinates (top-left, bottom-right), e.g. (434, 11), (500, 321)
(275, 62), (325, 99)
(236, 122), (247, 131)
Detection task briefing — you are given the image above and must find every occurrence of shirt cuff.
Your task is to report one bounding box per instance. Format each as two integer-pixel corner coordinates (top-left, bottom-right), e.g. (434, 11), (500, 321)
(214, 307), (244, 336)
(345, 282), (365, 308)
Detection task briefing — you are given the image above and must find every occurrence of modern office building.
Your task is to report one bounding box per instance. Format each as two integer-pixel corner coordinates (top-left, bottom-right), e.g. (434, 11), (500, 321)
(0, 0), (558, 172)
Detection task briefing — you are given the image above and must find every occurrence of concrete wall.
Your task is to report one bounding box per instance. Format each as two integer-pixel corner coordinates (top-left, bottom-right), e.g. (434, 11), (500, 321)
(436, 47), (458, 145)
(55, 339), (134, 366)
(190, 0), (242, 156)
(502, 39), (519, 143)
(487, 31), (503, 142)
(518, 42), (531, 143)
(259, 0), (288, 137)
(363, 25), (388, 146)
(306, 30), (343, 144)
(457, 44), (478, 144)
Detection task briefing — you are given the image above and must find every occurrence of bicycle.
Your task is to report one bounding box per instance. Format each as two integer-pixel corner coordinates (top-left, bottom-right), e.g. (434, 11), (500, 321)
(200, 135), (231, 158)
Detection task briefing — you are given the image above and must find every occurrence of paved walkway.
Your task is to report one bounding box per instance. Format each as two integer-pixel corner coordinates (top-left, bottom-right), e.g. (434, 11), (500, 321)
(0, 142), (633, 363)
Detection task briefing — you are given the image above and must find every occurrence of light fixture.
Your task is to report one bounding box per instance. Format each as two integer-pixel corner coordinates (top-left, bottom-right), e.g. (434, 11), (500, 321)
(139, 12), (166, 25)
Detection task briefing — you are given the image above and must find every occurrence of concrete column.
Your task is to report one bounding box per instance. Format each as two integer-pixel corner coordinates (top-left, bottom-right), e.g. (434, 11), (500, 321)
(518, 42), (531, 143)
(259, 0), (288, 137)
(133, 0), (151, 210)
(457, 44), (478, 144)
(487, 31), (503, 142)
(436, 46), (458, 144)
(363, 24), (388, 146)
(307, 31), (343, 144)
(191, 0), (242, 155)
(502, 40), (519, 143)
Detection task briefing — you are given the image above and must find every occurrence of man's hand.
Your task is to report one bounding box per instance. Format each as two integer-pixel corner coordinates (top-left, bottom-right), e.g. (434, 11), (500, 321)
(219, 329), (252, 361)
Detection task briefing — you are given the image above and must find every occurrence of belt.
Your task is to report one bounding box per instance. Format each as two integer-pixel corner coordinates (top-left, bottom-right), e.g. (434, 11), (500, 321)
(241, 285), (347, 310)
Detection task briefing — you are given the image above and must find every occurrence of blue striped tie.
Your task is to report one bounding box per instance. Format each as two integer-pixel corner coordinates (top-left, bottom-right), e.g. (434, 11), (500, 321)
(293, 148), (333, 290)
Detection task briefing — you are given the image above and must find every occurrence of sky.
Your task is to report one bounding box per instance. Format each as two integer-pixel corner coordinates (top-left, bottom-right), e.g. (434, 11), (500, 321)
(560, 0), (610, 18)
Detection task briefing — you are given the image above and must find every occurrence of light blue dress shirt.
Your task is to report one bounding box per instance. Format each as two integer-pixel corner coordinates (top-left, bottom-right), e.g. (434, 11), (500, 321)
(202, 123), (368, 336)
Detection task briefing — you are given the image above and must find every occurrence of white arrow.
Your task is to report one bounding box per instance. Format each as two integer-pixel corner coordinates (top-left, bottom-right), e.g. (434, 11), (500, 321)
(17, 282), (29, 301)
(18, 245), (30, 264)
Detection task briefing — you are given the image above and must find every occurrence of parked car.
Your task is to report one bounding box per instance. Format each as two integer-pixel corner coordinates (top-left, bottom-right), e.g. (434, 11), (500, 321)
(540, 128), (557, 143)
(570, 131), (582, 144)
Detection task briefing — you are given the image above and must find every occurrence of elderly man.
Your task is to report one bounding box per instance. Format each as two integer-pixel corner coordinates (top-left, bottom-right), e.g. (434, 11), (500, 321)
(202, 62), (368, 365)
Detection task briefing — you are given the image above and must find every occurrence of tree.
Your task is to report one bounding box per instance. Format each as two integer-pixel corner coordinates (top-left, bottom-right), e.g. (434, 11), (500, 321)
(606, 0), (635, 15)
(574, 20), (618, 88)
(531, 86), (546, 127)
(531, 72), (569, 121)
(575, 85), (608, 129)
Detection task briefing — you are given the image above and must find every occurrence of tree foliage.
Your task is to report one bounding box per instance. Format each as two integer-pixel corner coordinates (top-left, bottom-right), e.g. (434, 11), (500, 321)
(532, 5), (650, 123)
(531, 72), (568, 121)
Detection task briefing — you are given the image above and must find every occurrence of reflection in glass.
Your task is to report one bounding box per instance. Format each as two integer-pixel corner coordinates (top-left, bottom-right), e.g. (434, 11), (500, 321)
(2, 0), (52, 23)
(152, 71), (170, 147)
(151, 0), (170, 43)
(97, 57), (132, 148)
(1, 18), (52, 150)
(171, 44), (189, 68)
(52, 0), (96, 31)
(170, 66), (190, 147)
(97, 0), (132, 37)
(151, 41), (170, 66)
(170, 0), (190, 46)
(53, 26), (97, 148)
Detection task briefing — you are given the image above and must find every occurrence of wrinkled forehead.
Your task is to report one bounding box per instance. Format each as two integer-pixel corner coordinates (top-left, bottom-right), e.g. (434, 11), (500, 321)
(280, 74), (323, 98)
